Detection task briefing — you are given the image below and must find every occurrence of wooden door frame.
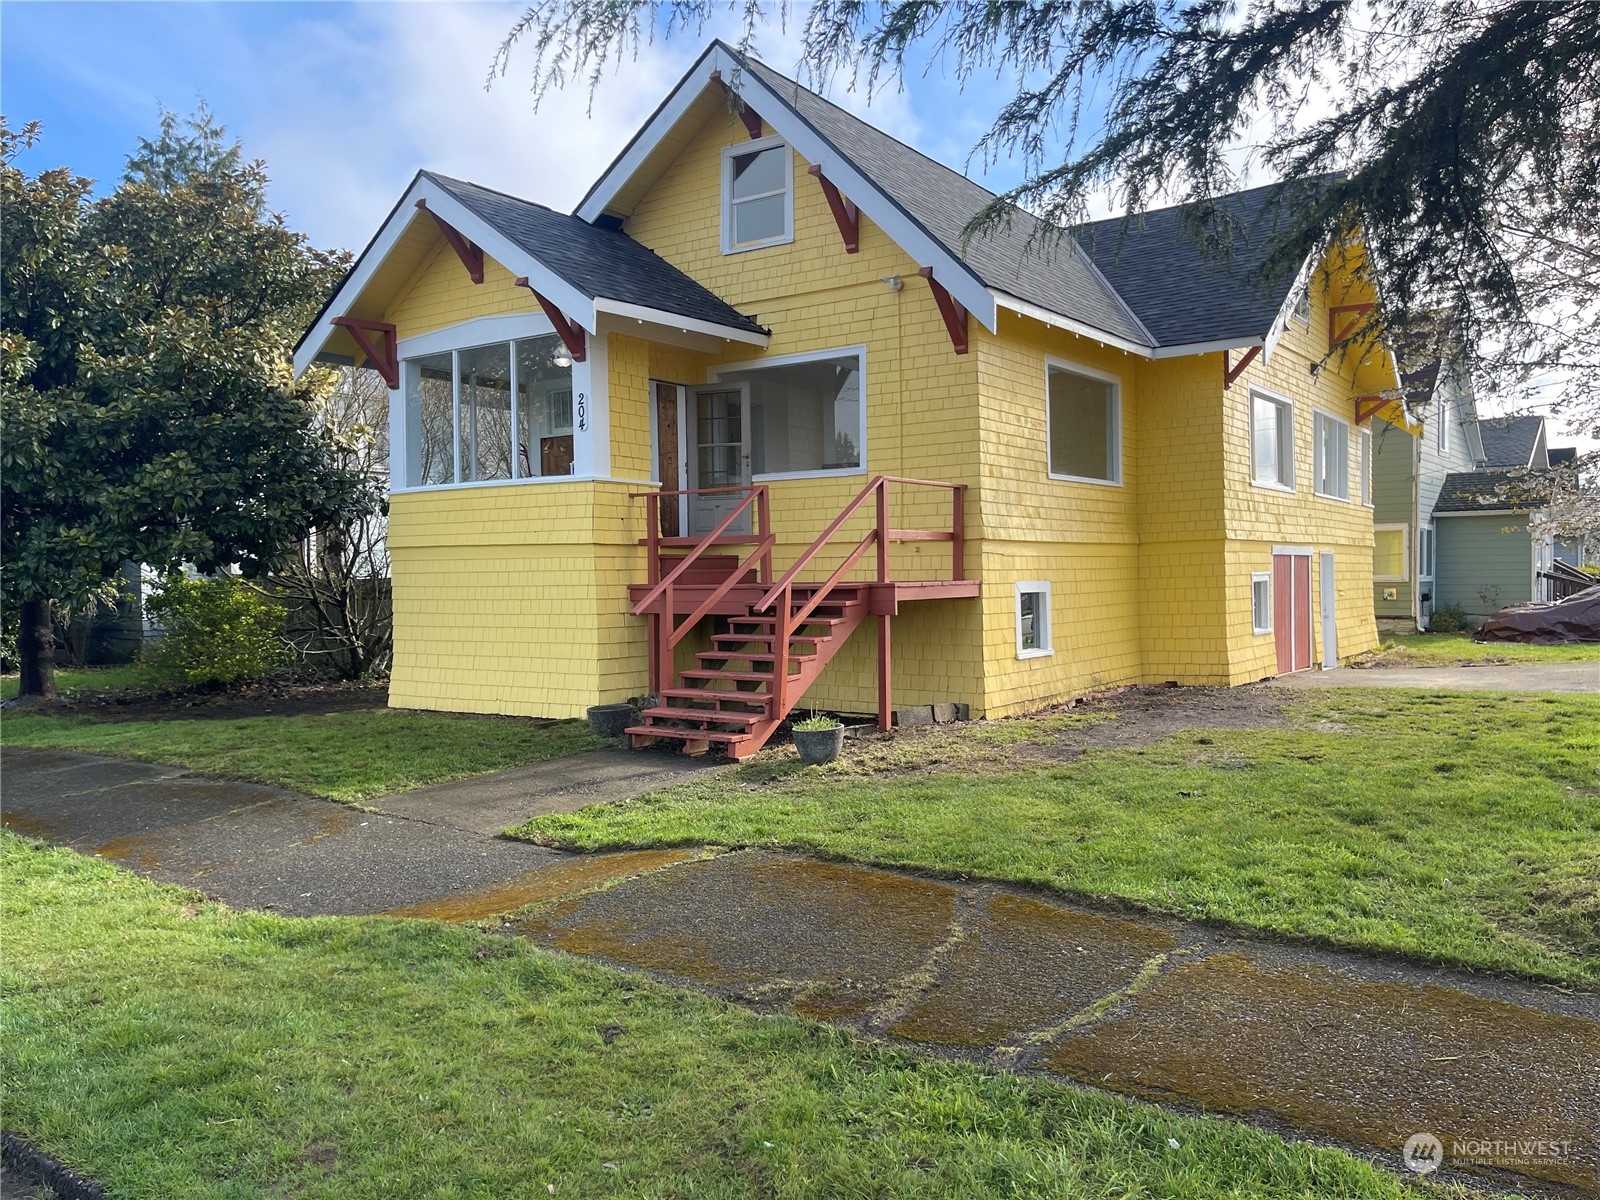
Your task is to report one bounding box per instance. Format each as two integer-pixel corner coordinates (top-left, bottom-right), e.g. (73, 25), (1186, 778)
(649, 380), (690, 536)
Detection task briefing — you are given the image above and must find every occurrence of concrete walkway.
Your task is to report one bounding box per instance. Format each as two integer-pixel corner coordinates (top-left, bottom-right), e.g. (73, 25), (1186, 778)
(1269, 661), (1597, 692)
(4, 748), (1595, 1195)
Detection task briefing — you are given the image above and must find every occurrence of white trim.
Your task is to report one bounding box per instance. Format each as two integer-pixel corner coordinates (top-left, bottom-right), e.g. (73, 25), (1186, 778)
(1250, 386), (1296, 490)
(1044, 356), (1123, 486)
(1373, 523), (1409, 582)
(1261, 251), (1319, 363)
(1312, 406), (1351, 501)
(710, 343), (868, 480)
(390, 474), (655, 496)
(1272, 544), (1314, 556)
(993, 291), (1155, 357)
(397, 313), (556, 360)
(1359, 426), (1373, 507)
(594, 299), (769, 347)
(721, 136), (794, 254)
(1251, 572), (1273, 635)
(1015, 580), (1053, 658)
(578, 43), (998, 332)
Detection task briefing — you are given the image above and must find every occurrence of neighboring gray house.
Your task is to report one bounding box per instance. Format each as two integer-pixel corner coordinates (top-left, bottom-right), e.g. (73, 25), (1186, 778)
(1369, 358), (1483, 631)
(1432, 415), (1562, 626)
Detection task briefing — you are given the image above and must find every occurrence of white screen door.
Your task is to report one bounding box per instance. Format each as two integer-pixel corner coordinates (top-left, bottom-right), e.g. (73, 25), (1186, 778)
(1319, 551), (1338, 668)
(688, 384), (751, 535)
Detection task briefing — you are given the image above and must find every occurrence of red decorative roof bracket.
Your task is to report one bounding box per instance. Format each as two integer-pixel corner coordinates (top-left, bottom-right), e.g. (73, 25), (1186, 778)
(918, 268), (968, 354)
(1355, 395), (1388, 425)
(807, 165), (858, 253)
(1328, 302), (1374, 345)
(415, 198), (484, 284)
(514, 277), (586, 362)
(709, 69), (763, 138)
(331, 317), (399, 389)
(1222, 345), (1260, 389)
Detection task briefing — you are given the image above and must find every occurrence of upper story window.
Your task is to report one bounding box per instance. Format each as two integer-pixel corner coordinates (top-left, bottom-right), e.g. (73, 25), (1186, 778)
(722, 137), (793, 254)
(1291, 283), (1311, 326)
(1047, 360), (1121, 484)
(1251, 389), (1295, 490)
(1435, 393), (1449, 453)
(1314, 410), (1351, 500)
(403, 334), (574, 489)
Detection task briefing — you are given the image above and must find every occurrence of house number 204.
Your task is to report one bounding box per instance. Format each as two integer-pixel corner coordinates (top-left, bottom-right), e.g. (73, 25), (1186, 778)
(577, 392), (588, 432)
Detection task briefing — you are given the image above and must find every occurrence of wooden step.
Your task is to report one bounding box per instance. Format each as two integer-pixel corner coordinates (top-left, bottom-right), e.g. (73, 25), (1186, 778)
(625, 726), (754, 757)
(638, 706), (766, 727)
(679, 668), (780, 684)
(697, 651), (817, 665)
(731, 615), (851, 629)
(661, 687), (773, 707)
(711, 633), (820, 649)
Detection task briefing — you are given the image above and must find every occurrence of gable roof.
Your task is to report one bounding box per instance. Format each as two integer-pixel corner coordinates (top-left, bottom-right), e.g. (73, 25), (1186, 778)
(1433, 468), (1550, 514)
(580, 40), (1341, 356)
(1477, 415), (1544, 468)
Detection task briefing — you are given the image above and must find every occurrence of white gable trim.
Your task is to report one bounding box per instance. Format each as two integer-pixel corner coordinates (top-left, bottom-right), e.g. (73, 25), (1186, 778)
(577, 42), (998, 333)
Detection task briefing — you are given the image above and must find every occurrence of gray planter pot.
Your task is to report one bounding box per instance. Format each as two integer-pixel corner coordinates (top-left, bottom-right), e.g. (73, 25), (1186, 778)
(587, 702), (635, 737)
(793, 724), (845, 766)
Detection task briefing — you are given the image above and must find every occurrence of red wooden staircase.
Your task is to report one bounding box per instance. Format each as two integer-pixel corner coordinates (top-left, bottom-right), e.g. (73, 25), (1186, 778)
(624, 476), (973, 759)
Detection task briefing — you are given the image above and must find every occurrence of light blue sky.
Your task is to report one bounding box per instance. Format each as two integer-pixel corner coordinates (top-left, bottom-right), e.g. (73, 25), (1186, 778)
(1, 1), (1031, 254)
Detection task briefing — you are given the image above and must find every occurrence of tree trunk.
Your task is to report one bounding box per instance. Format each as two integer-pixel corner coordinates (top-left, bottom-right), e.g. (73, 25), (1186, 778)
(17, 597), (58, 701)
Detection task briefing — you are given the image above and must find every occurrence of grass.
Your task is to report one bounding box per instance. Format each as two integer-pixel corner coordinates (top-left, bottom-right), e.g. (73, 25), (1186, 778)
(512, 690), (1600, 987)
(0, 663), (146, 701)
(0, 832), (1474, 1200)
(1361, 633), (1600, 667)
(0, 708), (606, 802)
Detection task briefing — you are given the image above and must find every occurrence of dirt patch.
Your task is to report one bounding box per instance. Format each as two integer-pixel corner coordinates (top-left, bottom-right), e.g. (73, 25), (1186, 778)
(1030, 685), (1295, 758)
(31, 678), (392, 723)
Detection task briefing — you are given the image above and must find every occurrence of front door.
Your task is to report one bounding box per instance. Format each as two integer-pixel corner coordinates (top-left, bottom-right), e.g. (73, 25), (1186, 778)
(688, 385), (751, 535)
(1273, 551), (1313, 674)
(1319, 551), (1337, 668)
(652, 381), (682, 538)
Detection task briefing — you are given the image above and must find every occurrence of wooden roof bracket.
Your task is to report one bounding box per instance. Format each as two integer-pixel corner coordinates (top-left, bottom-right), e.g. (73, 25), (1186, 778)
(1354, 395), (1388, 425)
(807, 165), (859, 253)
(918, 267), (968, 355)
(415, 198), (484, 284)
(1328, 302), (1375, 345)
(330, 317), (399, 389)
(514, 277), (586, 362)
(709, 69), (763, 138)
(1222, 345), (1260, 389)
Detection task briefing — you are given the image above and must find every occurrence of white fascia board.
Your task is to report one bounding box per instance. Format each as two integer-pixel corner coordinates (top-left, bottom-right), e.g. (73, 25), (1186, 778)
(579, 42), (997, 333)
(1262, 250), (1318, 363)
(992, 292), (1154, 357)
(593, 297), (770, 346)
(293, 175), (595, 380)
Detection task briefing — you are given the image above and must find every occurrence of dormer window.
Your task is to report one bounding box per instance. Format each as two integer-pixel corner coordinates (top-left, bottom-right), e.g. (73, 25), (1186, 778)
(722, 137), (793, 253)
(1291, 283), (1311, 325)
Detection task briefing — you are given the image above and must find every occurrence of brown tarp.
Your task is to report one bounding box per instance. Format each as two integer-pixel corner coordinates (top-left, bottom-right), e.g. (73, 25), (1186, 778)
(1474, 585), (1600, 644)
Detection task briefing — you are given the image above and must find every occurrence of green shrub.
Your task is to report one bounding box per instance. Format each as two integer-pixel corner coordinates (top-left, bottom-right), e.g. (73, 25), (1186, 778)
(1427, 602), (1470, 634)
(143, 576), (287, 686)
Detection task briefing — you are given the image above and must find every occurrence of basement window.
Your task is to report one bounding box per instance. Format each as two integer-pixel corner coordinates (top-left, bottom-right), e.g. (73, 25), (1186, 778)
(1252, 573), (1273, 635)
(722, 137), (793, 254)
(1015, 581), (1053, 658)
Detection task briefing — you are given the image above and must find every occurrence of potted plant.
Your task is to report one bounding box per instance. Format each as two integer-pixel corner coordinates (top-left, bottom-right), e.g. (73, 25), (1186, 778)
(587, 700), (637, 737)
(791, 712), (845, 765)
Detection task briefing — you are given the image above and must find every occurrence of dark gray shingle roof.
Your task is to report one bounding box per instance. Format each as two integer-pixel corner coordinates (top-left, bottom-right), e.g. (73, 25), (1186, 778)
(1477, 415), (1544, 468)
(1433, 469), (1549, 514)
(425, 172), (766, 336)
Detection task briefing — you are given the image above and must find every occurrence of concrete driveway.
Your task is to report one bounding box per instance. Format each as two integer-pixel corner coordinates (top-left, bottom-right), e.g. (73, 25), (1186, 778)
(1269, 661), (1597, 692)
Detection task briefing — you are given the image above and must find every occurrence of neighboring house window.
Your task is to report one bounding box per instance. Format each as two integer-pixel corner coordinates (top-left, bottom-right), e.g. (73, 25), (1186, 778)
(1251, 573), (1273, 634)
(1374, 524), (1409, 581)
(1418, 525), (1435, 581)
(1015, 581), (1052, 658)
(1435, 394), (1448, 452)
(1359, 427), (1373, 506)
(403, 335), (574, 488)
(1251, 389), (1295, 489)
(722, 137), (793, 253)
(1047, 360), (1121, 484)
(1314, 410), (1350, 500)
(712, 347), (864, 476)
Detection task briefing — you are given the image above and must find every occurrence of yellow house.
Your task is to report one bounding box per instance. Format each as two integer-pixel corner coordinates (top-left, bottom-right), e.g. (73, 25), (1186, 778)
(295, 41), (1411, 757)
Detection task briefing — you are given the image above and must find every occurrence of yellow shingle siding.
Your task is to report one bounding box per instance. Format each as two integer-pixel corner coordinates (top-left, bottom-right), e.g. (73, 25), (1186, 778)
(383, 239), (534, 341)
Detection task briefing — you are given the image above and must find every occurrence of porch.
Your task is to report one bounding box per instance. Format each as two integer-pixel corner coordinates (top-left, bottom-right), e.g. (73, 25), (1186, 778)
(625, 475), (979, 757)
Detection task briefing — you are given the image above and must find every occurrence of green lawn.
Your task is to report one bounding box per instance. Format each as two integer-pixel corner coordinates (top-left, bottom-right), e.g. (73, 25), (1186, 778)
(1363, 634), (1600, 667)
(0, 833), (1473, 1200)
(512, 690), (1600, 987)
(0, 708), (605, 802)
(1, 663), (146, 701)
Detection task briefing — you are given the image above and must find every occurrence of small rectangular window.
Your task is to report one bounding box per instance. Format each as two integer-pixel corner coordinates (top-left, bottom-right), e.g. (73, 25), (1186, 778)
(1314, 410), (1350, 500)
(1047, 362), (1121, 483)
(1251, 390), (1294, 489)
(722, 139), (793, 253)
(1418, 525), (1435, 580)
(1359, 427), (1372, 506)
(1252, 573), (1273, 634)
(1374, 525), (1409, 581)
(1292, 285), (1310, 325)
(1435, 394), (1448, 452)
(1015, 581), (1052, 658)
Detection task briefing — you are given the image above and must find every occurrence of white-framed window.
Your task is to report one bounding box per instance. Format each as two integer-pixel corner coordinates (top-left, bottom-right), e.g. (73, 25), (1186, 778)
(711, 345), (865, 478)
(1251, 388), (1295, 490)
(1374, 523), (1409, 582)
(1291, 284), (1311, 326)
(1314, 409), (1350, 500)
(1418, 524), (1435, 581)
(403, 334), (575, 489)
(721, 137), (793, 254)
(1251, 572), (1273, 634)
(1435, 393), (1448, 452)
(1015, 581), (1052, 658)
(1046, 359), (1122, 484)
(1359, 426), (1373, 506)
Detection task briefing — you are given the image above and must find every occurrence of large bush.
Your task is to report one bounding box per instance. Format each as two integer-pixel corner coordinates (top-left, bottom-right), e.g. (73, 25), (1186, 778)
(1427, 603), (1470, 634)
(143, 576), (287, 686)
